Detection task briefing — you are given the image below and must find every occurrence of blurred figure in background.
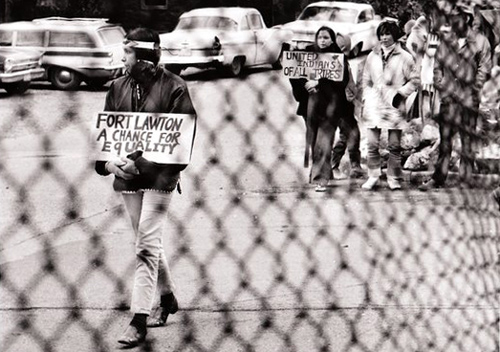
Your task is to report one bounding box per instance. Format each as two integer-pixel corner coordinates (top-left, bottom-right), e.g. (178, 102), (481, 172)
(405, 11), (443, 122)
(419, 1), (491, 190)
(330, 33), (365, 179)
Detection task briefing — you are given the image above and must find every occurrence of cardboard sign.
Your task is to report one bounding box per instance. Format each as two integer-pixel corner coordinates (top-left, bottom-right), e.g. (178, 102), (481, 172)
(92, 111), (196, 164)
(282, 51), (344, 81)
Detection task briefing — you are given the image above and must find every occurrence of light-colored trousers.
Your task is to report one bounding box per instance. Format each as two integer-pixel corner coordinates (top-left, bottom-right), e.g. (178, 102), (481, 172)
(122, 191), (175, 315)
(366, 128), (403, 178)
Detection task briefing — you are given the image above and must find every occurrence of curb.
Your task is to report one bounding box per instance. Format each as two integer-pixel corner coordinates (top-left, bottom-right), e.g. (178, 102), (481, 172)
(402, 170), (500, 188)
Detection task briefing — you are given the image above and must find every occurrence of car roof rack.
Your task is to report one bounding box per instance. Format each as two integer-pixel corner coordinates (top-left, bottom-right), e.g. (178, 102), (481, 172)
(33, 17), (109, 23)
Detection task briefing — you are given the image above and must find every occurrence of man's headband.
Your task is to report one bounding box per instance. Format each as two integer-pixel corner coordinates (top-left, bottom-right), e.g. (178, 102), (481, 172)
(123, 39), (158, 50)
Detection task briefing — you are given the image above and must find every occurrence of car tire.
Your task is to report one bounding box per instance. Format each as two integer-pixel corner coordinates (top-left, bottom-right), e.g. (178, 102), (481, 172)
(227, 56), (245, 76)
(3, 81), (30, 95)
(49, 67), (82, 90)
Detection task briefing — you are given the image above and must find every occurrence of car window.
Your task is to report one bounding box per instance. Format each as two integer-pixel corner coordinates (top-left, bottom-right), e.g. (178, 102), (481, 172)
(359, 10), (374, 22)
(177, 16), (238, 31)
(240, 16), (250, 30)
(0, 30), (13, 46)
(98, 27), (125, 45)
(17, 30), (45, 46)
(215, 17), (237, 30)
(298, 6), (358, 23)
(248, 14), (264, 29)
(358, 11), (367, 23)
(48, 31), (96, 48)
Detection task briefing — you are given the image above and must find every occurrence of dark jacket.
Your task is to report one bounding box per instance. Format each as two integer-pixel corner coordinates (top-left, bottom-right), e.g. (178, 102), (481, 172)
(290, 43), (351, 121)
(95, 68), (196, 192)
(434, 29), (491, 110)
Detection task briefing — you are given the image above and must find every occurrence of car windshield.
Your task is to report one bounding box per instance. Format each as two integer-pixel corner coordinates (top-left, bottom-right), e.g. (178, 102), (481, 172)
(98, 27), (126, 45)
(17, 30), (45, 46)
(0, 30), (13, 46)
(176, 16), (238, 31)
(298, 6), (358, 23)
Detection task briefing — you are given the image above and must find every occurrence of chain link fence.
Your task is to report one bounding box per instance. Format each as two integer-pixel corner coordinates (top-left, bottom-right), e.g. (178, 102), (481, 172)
(1, 3), (500, 352)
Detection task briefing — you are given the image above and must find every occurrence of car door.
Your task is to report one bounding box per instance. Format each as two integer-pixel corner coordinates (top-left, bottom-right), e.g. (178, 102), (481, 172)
(247, 13), (271, 65)
(352, 8), (378, 52)
(97, 26), (126, 69)
(351, 9), (376, 51)
(235, 14), (257, 66)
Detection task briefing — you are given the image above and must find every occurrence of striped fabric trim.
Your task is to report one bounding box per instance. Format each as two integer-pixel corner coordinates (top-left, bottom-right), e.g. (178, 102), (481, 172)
(421, 83), (435, 93)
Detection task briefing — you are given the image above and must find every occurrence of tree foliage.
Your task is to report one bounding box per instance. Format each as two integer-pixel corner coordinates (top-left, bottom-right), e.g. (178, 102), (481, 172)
(5, 0), (439, 30)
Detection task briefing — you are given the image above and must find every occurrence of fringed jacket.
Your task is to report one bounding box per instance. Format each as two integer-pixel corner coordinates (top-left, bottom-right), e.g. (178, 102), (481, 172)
(95, 68), (196, 193)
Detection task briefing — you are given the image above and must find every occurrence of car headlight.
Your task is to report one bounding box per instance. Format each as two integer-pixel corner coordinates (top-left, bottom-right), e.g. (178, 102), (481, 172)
(4, 58), (13, 73)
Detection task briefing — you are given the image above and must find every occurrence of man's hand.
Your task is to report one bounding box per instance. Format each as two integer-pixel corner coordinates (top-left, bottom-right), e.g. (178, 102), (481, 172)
(105, 157), (139, 180)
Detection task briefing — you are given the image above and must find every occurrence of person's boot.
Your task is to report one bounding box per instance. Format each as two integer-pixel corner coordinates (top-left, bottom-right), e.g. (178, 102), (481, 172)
(118, 314), (147, 346)
(418, 179), (443, 192)
(147, 292), (179, 328)
(349, 165), (366, 179)
(332, 167), (347, 180)
(387, 176), (402, 190)
(361, 176), (379, 190)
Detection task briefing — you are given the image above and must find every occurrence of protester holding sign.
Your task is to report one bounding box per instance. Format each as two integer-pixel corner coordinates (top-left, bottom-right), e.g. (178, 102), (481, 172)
(287, 26), (353, 191)
(287, 37), (364, 182)
(94, 27), (196, 347)
(361, 21), (419, 191)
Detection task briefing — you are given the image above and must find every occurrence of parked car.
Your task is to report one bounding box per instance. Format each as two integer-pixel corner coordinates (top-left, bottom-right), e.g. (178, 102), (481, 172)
(159, 7), (292, 76)
(280, 1), (386, 57)
(0, 47), (44, 94)
(0, 17), (126, 90)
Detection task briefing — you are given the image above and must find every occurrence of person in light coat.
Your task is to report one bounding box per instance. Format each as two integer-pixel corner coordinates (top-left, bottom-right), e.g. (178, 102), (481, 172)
(361, 21), (420, 190)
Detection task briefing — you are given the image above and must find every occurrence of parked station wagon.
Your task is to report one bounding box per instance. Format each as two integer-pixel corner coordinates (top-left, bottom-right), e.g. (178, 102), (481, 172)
(0, 17), (126, 90)
(159, 7), (292, 76)
(0, 47), (44, 94)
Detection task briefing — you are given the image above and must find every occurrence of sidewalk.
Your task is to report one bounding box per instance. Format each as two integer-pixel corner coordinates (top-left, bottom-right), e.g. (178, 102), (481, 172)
(404, 169), (500, 187)
(1, 170), (499, 352)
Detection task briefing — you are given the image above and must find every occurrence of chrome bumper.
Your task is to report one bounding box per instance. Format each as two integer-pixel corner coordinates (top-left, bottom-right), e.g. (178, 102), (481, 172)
(0, 67), (45, 83)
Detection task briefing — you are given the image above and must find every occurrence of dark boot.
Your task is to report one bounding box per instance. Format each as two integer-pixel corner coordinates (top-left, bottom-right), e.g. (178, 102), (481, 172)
(147, 292), (179, 328)
(118, 314), (147, 347)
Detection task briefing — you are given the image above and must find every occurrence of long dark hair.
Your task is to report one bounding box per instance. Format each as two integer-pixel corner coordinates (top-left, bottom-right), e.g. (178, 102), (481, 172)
(314, 26), (343, 53)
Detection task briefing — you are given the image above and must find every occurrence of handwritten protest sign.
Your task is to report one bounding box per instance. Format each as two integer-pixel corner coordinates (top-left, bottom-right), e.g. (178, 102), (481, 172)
(281, 51), (344, 81)
(92, 112), (196, 164)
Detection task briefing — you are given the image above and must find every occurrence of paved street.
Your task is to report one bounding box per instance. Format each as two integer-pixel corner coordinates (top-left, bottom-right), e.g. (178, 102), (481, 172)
(0, 66), (499, 351)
